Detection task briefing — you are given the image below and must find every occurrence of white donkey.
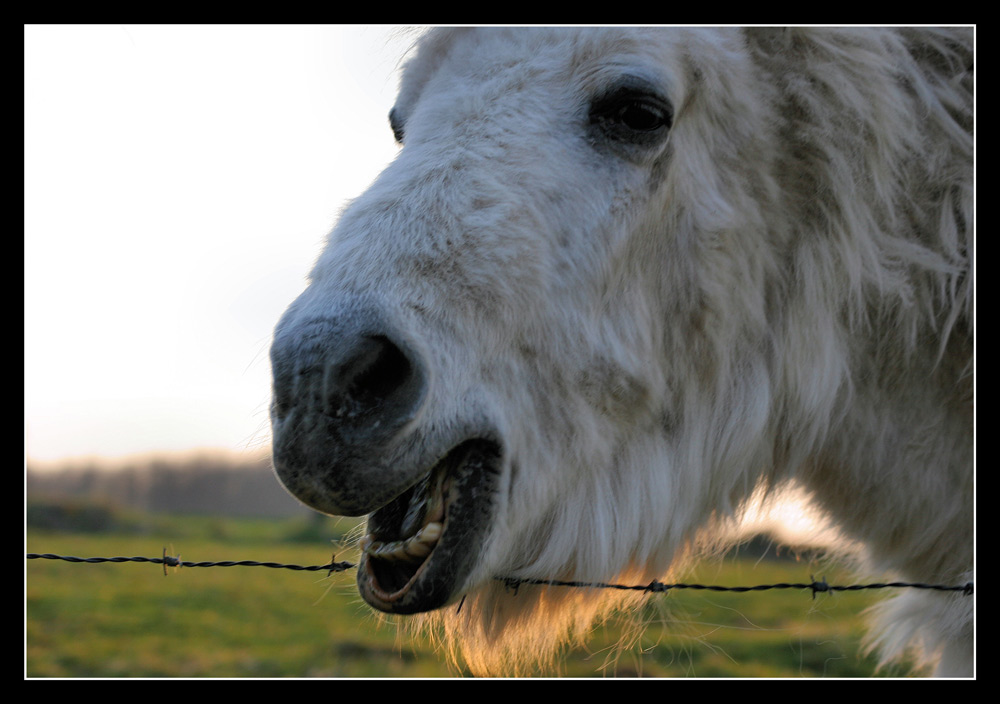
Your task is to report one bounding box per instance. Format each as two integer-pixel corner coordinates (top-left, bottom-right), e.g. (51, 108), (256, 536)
(270, 27), (973, 676)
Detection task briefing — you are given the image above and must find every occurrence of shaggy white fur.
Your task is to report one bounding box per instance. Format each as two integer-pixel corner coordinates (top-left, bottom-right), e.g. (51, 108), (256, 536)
(271, 27), (973, 676)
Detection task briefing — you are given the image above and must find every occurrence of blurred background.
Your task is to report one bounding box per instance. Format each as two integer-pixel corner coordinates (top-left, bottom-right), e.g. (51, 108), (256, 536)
(26, 25), (410, 470)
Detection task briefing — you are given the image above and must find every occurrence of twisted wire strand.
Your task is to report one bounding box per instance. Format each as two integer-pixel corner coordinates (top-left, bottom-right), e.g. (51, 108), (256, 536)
(26, 553), (356, 575)
(498, 575), (974, 597)
(26, 552), (973, 596)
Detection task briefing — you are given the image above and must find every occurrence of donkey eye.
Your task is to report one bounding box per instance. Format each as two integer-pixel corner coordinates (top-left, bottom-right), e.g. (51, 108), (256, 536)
(589, 83), (673, 146)
(614, 100), (670, 132)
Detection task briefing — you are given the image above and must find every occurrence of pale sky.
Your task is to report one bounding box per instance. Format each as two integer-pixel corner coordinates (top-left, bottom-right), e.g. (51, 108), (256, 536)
(24, 25), (416, 462)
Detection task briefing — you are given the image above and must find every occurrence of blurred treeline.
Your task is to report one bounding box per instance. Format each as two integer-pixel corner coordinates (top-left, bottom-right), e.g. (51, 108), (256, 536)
(26, 448), (310, 520)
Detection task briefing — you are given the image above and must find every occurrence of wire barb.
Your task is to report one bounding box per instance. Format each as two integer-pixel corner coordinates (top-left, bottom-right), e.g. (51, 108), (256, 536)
(810, 576), (830, 599)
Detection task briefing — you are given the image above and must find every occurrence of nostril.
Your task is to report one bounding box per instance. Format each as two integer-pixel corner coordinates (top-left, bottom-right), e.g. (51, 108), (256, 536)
(347, 335), (412, 406)
(270, 307), (428, 440)
(328, 333), (422, 423)
(342, 335), (414, 409)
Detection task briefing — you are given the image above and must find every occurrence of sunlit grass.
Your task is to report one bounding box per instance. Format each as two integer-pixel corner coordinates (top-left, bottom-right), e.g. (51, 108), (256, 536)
(26, 513), (906, 678)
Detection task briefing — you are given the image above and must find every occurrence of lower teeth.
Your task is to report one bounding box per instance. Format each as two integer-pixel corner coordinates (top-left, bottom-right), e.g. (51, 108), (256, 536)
(362, 521), (443, 563)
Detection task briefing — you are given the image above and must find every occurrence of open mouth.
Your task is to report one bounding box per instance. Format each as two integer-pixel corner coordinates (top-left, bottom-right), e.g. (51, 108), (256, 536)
(357, 438), (501, 614)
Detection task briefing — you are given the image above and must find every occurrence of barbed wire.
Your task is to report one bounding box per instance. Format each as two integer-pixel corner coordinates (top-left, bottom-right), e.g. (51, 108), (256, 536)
(497, 575), (974, 597)
(25, 551), (974, 597)
(26, 551), (356, 577)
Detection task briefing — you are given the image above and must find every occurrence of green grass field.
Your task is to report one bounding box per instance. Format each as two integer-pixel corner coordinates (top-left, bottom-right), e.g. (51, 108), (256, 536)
(25, 509), (917, 678)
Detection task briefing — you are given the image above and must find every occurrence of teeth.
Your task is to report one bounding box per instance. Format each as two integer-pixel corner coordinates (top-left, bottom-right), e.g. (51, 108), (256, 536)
(399, 473), (449, 538)
(362, 521), (444, 564)
(418, 521), (442, 542)
(363, 460), (455, 568)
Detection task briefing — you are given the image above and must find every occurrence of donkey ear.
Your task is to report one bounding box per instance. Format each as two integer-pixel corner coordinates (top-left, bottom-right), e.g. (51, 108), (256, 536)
(388, 107), (405, 144)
